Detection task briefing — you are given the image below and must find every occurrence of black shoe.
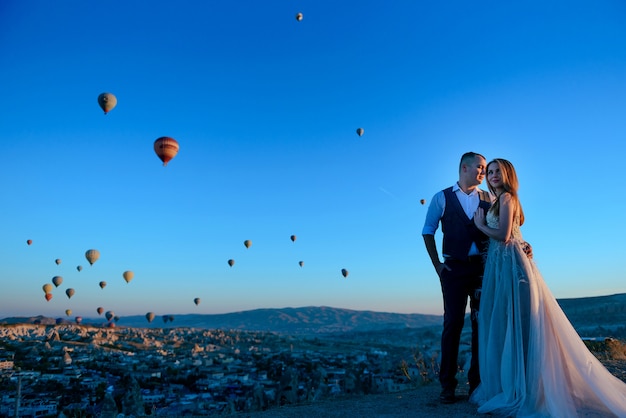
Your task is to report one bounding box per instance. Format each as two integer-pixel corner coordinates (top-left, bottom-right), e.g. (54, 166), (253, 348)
(440, 389), (456, 404)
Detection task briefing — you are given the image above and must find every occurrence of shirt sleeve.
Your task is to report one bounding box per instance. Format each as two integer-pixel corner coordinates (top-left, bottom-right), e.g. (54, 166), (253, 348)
(421, 190), (445, 235)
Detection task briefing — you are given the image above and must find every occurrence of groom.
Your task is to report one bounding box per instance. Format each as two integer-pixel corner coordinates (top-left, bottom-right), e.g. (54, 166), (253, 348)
(422, 152), (491, 404)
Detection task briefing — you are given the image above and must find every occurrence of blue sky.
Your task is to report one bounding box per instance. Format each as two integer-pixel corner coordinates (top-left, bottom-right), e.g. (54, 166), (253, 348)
(2, 1), (626, 319)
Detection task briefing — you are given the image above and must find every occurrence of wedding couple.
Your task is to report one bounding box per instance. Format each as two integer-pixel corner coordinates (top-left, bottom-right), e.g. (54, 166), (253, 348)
(422, 152), (626, 417)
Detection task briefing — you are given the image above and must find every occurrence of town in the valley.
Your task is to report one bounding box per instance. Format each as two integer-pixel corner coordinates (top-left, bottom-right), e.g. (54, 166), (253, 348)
(0, 323), (446, 417)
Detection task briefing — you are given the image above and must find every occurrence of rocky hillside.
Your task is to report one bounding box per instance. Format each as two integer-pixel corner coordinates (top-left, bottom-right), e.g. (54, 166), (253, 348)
(2, 293), (625, 337)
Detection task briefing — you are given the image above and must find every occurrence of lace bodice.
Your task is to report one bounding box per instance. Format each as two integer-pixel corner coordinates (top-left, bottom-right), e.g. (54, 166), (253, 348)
(486, 211), (523, 241)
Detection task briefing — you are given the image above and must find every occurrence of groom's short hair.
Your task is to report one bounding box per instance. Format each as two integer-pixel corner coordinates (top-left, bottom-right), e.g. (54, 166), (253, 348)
(459, 152), (486, 171)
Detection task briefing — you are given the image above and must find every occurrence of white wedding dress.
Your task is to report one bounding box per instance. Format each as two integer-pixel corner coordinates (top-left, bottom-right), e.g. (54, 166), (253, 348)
(471, 211), (626, 417)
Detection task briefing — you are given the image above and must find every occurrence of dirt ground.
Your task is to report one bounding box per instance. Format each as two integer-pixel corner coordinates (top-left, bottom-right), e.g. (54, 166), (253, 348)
(233, 359), (626, 418)
(233, 382), (482, 418)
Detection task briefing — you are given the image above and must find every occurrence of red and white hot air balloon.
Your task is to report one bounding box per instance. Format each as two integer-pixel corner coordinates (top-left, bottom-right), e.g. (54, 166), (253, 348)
(154, 137), (179, 166)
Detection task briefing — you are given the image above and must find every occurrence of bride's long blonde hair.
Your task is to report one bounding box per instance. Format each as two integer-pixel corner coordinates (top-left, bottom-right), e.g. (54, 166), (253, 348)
(487, 158), (525, 226)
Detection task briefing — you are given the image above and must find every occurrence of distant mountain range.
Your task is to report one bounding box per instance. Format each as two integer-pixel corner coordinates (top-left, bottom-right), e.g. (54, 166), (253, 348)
(2, 293), (625, 336)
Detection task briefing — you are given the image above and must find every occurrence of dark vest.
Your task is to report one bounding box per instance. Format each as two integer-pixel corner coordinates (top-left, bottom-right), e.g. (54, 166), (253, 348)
(441, 186), (491, 260)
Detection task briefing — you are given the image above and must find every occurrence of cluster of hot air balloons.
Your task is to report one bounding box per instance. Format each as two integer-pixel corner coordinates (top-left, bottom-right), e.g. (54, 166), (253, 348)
(26, 78), (369, 323)
(30, 244), (137, 326)
(226, 235), (308, 270)
(220, 234), (347, 280)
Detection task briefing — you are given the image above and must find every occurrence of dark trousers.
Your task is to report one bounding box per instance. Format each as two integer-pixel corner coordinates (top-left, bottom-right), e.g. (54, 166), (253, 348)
(439, 257), (483, 393)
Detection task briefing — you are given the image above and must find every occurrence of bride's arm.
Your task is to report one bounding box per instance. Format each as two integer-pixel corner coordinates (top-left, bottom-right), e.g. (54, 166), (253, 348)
(474, 193), (514, 242)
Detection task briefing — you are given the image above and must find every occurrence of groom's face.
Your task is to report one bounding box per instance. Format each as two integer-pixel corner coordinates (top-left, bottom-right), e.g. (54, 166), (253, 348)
(465, 156), (487, 186)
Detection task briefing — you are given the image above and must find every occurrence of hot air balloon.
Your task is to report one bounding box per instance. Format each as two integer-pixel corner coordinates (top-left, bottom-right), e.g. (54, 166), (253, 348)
(123, 271), (134, 283)
(420, 199), (426, 205)
(194, 298), (201, 306)
(85, 249), (100, 266)
(97, 307), (104, 315)
(154, 137), (179, 166)
(113, 315), (120, 322)
(290, 235), (297, 242)
(97, 92), (117, 114)
(107, 322), (116, 328)
(45, 293), (53, 302)
(244, 240), (252, 248)
(296, 12), (303, 21)
(65, 309), (72, 317)
(299, 261), (304, 267)
(55, 258), (62, 265)
(75, 316), (82, 324)
(27, 239), (32, 245)
(76, 265), (83, 272)
(52, 276), (63, 287)
(168, 315), (174, 322)
(228, 259), (235, 267)
(146, 312), (155, 323)
(162, 315), (170, 324)
(65, 288), (75, 299)
(105, 311), (114, 321)
(356, 128), (364, 137)
(99, 281), (107, 289)
(341, 268), (349, 278)
(43, 283), (53, 294)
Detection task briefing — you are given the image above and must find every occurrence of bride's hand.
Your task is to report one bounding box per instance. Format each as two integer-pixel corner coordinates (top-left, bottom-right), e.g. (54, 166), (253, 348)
(473, 207), (485, 227)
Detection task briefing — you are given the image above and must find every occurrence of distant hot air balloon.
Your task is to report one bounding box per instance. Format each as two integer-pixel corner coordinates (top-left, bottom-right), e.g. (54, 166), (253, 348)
(420, 199), (426, 205)
(85, 249), (100, 266)
(97, 307), (104, 315)
(52, 276), (63, 287)
(244, 240), (252, 249)
(113, 315), (120, 322)
(168, 315), (174, 322)
(296, 12), (303, 21)
(290, 235), (297, 242)
(154, 137), (179, 166)
(107, 321), (116, 328)
(99, 281), (107, 289)
(75, 316), (82, 324)
(146, 312), (155, 323)
(123, 271), (134, 283)
(356, 128), (364, 137)
(105, 311), (114, 321)
(97, 92), (117, 115)
(76, 265), (83, 272)
(299, 261), (304, 267)
(65, 288), (75, 299)
(162, 315), (169, 324)
(194, 297), (201, 306)
(43, 283), (53, 294)
(341, 268), (349, 278)
(228, 259), (235, 267)
(65, 309), (72, 317)
(27, 239), (32, 245)
(45, 293), (53, 302)
(55, 258), (62, 265)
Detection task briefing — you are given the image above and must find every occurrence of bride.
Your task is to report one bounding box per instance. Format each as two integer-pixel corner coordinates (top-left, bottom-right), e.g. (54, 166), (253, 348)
(471, 158), (626, 417)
